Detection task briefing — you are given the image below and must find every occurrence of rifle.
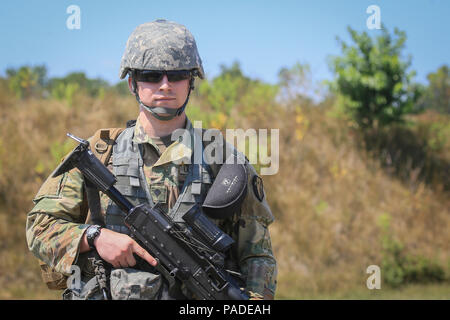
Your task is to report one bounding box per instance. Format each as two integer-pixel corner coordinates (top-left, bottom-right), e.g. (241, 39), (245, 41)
(52, 133), (249, 300)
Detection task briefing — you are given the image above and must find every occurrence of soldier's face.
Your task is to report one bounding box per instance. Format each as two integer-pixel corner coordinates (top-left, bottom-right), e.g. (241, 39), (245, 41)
(128, 75), (190, 110)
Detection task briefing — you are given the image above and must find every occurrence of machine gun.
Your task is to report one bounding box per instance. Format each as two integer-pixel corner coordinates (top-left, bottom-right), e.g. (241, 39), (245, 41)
(52, 133), (249, 300)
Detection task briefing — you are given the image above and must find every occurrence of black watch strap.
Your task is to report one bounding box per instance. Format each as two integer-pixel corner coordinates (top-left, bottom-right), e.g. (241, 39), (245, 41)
(86, 225), (102, 250)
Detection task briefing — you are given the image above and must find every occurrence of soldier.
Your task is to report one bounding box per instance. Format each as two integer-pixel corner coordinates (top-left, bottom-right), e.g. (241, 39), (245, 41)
(26, 19), (277, 300)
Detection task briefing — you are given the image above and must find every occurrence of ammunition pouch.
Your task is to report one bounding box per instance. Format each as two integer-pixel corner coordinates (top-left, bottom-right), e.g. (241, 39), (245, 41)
(62, 267), (164, 300)
(110, 268), (163, 300)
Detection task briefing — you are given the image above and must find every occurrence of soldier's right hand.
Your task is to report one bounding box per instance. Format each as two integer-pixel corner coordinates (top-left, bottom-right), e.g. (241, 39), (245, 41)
(93, 228), (158, 268)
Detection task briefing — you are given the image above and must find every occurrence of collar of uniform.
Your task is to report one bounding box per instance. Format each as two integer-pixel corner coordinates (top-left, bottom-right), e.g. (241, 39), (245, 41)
(132, 113), (161, 151)
(133, 115), (195, 168)
(152, 117), (195, 167)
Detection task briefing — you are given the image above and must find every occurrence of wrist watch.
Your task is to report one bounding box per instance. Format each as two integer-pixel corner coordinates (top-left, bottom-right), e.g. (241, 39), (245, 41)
(86, 225), (102, 250)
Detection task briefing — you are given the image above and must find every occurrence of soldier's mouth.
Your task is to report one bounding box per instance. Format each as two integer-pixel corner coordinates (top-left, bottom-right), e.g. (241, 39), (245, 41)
(154, 97), (176, 101)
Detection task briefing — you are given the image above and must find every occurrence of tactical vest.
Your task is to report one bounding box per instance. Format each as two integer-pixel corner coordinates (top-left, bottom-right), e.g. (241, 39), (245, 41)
(105, 125), (214, 235)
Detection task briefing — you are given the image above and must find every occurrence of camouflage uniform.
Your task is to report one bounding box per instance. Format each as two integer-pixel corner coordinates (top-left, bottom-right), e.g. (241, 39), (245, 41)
(26, 19), (277, 300)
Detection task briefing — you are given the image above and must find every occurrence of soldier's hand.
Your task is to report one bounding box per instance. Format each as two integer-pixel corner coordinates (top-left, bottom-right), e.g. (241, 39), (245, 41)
(94, 228), (158, 268)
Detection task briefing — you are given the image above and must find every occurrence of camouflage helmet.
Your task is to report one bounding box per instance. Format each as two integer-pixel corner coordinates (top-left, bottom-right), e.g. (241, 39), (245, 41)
(119, 19), (205, 79)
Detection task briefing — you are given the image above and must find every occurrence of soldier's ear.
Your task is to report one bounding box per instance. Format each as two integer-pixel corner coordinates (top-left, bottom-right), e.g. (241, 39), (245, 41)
(128, 76), (136, 95)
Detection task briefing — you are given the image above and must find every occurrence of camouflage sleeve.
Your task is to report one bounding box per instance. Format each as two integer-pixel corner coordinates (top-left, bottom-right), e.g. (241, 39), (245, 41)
(236, 162), (278, 300)
(25, 167), (90, 276)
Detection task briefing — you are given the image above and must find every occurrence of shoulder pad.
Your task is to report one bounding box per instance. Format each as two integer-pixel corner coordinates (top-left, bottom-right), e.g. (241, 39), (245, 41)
(88, 128), (125, 164)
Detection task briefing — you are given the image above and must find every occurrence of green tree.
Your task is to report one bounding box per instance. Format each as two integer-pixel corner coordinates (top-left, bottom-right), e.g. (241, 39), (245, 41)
(113, 80), (131, 96)
(5, 65), (47, 99)
(197, 61), (252, 115)
(329, 26), (421, 129)
(278, 62), (320, 108)
(417, 65), (450, 114)
(48, 72), (109, 99)
(193, 61), (278, 130)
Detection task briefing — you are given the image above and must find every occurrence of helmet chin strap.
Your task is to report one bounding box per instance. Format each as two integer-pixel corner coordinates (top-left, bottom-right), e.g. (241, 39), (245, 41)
(131, 71), (194, 121)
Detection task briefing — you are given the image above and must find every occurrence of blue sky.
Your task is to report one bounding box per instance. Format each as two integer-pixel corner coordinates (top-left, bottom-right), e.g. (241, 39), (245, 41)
(0, 0), (448, 86)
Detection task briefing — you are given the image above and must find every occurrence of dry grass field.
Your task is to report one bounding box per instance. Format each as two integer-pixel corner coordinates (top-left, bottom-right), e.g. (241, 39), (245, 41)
(0, 82), (448, 299)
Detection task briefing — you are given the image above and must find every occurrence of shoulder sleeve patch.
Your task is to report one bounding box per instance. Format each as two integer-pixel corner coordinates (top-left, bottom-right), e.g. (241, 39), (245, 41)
(252, 175), (265, 202)
(241, 163), (274, 226)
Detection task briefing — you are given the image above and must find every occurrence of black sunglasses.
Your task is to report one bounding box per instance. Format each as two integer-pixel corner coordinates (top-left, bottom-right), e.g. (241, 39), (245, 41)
(134, 70), (192, 83)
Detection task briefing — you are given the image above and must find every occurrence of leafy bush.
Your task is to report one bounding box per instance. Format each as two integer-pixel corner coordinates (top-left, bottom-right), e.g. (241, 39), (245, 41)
(415, 65), (450, 114)
(378, 213), (446, 287)
(5, 65), (47, 99)
(329, 26), (421, 129)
